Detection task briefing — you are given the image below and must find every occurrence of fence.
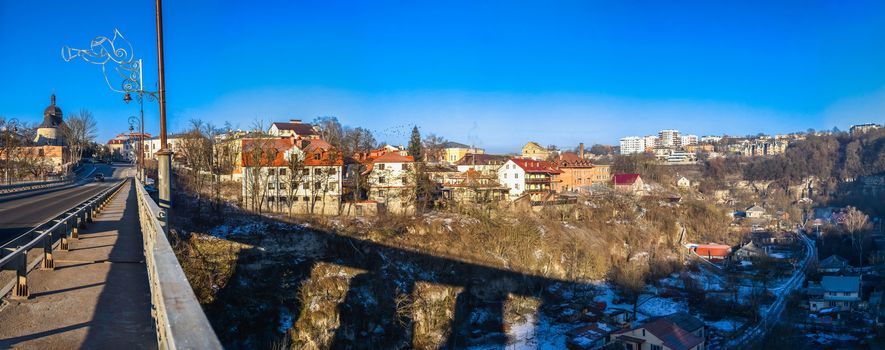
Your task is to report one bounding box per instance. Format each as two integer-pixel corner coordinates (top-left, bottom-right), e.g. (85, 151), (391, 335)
(0, 179), (126, 298)
(135, 178), (222, 349)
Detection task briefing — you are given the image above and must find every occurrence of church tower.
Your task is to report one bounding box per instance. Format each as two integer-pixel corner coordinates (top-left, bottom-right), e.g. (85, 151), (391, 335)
(35, 94), (66, 146)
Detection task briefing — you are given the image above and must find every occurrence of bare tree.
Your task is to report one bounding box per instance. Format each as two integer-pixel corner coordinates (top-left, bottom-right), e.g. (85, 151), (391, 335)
(313, 116), (344, 147)
(341, 127), (378, 201)
(844, 206), (871, 267)
(422, 133), (447, 163)
(242, 120), (279, 214)
(60, 109), (98, 167)
(284, 150), (306, 217)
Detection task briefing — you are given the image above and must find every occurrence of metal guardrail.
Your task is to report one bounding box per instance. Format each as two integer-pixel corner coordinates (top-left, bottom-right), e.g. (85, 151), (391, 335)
(0, 178), (71, 195)
(0, 179), (126, 299)
(135, 178), (222, 349)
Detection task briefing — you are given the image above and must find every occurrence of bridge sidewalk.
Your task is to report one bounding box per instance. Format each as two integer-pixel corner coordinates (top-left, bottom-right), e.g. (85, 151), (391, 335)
(0, 181), (157, 350)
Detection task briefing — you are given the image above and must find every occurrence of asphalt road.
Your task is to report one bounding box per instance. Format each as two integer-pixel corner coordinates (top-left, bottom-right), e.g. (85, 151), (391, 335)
(0, 164), (127, 245)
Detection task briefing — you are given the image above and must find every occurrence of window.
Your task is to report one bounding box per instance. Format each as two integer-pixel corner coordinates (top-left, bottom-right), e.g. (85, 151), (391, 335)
(314, 168), (323, 175)
(313, 153), (321, 160)
(279, 183), (288, 190)
(650, 345), (661, 350)
(268, 169), (276, 175)
(302, 196), (310, 202)
(642, 329), (645, 337)
(279, 168), (287, 175)
(314, 181), (322, 190)
(377, 163), (386, 170)
(515, 184), (520, 190)
(267, 183), (275, 190)
(267, 196), (275, 203)
(278, 197), (288, 205)
(515, 173), (519, 179)
(379, 177), (386, 184)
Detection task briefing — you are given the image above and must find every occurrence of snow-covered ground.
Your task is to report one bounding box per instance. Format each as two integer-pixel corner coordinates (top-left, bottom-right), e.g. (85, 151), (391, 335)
(707, 319), (744, 333)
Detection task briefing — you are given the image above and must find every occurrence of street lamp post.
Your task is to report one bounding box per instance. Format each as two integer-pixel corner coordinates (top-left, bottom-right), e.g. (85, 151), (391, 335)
(62, 1), (172, 225)
(154, 0), (172, 222)
(128, 116), (137, 169)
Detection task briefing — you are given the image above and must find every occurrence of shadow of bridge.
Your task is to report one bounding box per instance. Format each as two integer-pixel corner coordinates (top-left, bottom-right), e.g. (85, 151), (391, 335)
(195, 212), (598, 349)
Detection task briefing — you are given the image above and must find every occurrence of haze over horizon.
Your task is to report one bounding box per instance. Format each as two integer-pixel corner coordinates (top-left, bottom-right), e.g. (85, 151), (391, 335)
(2, 1), (885, 153)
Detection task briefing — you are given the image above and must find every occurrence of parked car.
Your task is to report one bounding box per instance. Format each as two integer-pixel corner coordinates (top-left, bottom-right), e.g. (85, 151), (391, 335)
(94, 173), (105, 182)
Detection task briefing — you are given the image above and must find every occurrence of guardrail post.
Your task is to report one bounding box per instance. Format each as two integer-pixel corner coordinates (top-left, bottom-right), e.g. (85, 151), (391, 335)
(60, 220), (70, 251)
(12, 249), (28, 300)
(42, 229), (55, 270)
(87, 205), (94, 222)
(77, 212), (85, 234)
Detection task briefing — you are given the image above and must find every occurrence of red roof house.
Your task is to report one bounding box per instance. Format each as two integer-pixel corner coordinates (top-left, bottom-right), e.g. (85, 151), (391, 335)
(613, 173), (644, 193)
(692, 244), (731, 261)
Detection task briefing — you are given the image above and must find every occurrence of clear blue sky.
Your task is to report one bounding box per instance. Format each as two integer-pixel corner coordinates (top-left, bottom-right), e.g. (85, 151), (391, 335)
(2, 1), (885, 152)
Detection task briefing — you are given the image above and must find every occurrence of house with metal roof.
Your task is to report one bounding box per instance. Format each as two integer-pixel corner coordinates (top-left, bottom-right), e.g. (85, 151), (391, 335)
(809, 276), (862, 312)
(610, 317), (705, 350)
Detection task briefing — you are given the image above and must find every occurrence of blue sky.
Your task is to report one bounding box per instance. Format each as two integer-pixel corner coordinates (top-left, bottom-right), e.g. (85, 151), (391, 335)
(2, 1), (885, 152)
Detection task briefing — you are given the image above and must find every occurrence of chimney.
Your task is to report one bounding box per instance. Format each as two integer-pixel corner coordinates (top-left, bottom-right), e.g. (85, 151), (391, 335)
(290, 119), (301, 123)
(579, 143), (585, 159)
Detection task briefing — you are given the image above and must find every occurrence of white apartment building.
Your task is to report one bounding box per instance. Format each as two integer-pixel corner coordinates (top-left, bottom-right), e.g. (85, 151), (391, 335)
(658, 129), (681, 147)
(700, 135), (722, 143)
(619, 136), (645, 155)
(366, 153), (416, 214)
(680, 134), (699, 146)
(643, 135), (659, 149)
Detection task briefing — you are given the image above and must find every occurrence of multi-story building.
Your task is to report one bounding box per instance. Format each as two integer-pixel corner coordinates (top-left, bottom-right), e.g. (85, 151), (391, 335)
(440, 141), (484, 164)
(107, 132), (152, 161)
(454, 153), (509, 176)
(267, 119), (320, 139)
(441, 169), (508, 204)
(143, 134), (185, 160)
(850, 123), (881, 135)
(365, 152), (416, 214)
(738, 139), (787, 157)
(521, 141), (551, 160)
(644, 135), (659, 150)
(241, 137), (344, 215)
(620, 136), (645, 155)
(498, 158), (561, 200)
(700, 135), (722, 143)
(554, 152), (597, 192)
(658, 129), (681, 148)
(809, 276), (861, 312)
(684, 144), (714, 153)
(680, 134), (699, 146)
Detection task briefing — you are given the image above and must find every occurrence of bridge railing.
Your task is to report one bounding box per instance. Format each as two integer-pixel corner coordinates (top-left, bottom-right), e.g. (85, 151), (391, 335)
(0, 179), (127, 298)
(0, 177), (71, 195)
(135, 178), (222, 350)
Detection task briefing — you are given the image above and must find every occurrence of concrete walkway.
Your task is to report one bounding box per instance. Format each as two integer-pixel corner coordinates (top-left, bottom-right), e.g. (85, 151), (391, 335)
(0, 181), (156, 350)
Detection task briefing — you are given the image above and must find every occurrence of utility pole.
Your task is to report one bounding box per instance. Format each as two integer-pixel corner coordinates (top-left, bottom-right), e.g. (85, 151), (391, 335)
(154, 0), (173, 226)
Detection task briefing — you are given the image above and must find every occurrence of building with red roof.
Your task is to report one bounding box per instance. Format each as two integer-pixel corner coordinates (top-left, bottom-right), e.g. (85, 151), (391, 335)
(240, 136), (344, 215)
(497, 157), (562, 200)
(363, 150), (416, 214)
(691, 244), (732, 261)
(612, 173), (645, 194)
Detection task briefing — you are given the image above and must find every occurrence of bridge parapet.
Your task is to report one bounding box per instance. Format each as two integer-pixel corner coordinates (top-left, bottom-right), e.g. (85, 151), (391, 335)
(135, 178), (222, 349)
